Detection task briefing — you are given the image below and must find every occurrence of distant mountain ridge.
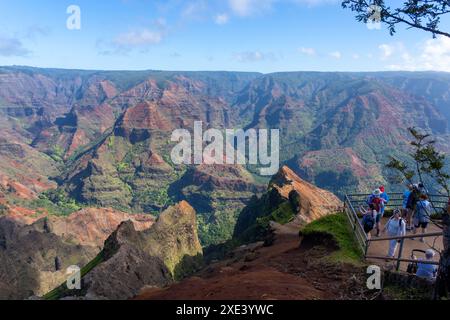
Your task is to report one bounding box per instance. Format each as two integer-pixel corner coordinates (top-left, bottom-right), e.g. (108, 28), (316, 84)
(1, 66), (450, 246)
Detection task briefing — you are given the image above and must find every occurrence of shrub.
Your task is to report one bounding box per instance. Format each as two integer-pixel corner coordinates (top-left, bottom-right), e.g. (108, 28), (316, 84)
(300, 213), (363, 264)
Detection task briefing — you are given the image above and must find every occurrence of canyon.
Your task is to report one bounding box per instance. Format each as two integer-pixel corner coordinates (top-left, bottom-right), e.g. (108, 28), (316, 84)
(1, 66), (450, 299)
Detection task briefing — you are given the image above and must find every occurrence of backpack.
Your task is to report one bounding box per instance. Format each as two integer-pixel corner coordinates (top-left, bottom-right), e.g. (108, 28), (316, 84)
(363, 213), (375, 230)
(406, 191), (418, 210)
(370, 197), (382, 212)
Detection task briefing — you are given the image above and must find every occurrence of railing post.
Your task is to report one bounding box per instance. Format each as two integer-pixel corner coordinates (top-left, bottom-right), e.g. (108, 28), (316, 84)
(396, 238), (405, 271)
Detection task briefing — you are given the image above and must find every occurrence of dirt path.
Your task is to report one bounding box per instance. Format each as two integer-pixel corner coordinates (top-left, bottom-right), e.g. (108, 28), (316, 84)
(135, 217), (444, 300)
(135, 222), (369, 300)
(366, 217), (442, 271)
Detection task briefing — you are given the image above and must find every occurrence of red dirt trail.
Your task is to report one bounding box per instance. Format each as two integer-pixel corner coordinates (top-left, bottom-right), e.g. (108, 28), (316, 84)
(136, 223), (368, 301)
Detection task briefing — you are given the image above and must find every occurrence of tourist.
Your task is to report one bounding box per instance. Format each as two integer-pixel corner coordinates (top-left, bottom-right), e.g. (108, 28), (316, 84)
(416, 249), (438, 282)
(406, 184), (420, 220)
(367, 189), (384, 237)
(361, 204), (377, 239)
(379, 185), (390, 217)
(382, 209), (406, 258)
(402, 184), (413, 230)
(413, 194), (432, 243)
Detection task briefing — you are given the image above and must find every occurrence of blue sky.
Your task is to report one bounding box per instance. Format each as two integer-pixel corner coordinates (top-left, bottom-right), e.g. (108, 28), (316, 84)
(1, 0), (450, 73)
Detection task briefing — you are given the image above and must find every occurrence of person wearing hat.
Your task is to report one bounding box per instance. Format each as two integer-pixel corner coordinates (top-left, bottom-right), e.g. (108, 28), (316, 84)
(367, 189), (384, 237)
(379, 185), (390, 218)
(382, 209), (406, 258)
(416, 249), (438, 282)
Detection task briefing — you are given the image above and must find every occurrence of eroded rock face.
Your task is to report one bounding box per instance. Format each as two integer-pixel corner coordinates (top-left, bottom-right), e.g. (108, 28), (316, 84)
(269, 166), (343, 225)
(234, 166), (342, 243)
(48, 208), (154, 248)
(102, 201), (203, 278)
(0, 137), (58, 200)
(0, 217), (97, 299)
(0, 208), (154, 299)
(64, 201), (203, 300)
(82, 242), (172, 300)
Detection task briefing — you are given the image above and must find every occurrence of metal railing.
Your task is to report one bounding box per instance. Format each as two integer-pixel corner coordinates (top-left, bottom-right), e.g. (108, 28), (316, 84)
(365, 232), (442, 271)
(346, 193), (448, 212)
(344, 195), (369, 256)
(344, 193), (446, 271)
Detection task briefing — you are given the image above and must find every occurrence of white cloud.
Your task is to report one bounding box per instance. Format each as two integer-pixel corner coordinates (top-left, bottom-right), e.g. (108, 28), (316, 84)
(215, 13), (229, 25)
(233, 50), (276, 62)
(228, 0), (275, 17)
(100, 18), (169, 55)
(298, 47), (316, 56)
(0, 36), (31, 57)
(182, 0), (208, 19)
(352, 53), (360, 60)
(420, 36), (450, 71)
(114, 29), (164, 46)
(379, 44), (394, 60)
(329, 51), (342, 59)
(381, 37), (450, 72)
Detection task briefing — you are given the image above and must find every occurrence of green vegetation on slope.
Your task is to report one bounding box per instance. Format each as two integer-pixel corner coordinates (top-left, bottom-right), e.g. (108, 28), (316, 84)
(256, 201), (295, 228)
(233, 187), (297, 245)
(300, 213), (363, 265)
(9, 189), (82, 217)
(204, 195), (296, 262)
(197, 210), (239, 246)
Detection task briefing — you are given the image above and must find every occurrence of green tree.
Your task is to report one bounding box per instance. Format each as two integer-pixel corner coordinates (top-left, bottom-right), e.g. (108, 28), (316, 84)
(342, 0), (450, 38)
(387, 127), (449, 197)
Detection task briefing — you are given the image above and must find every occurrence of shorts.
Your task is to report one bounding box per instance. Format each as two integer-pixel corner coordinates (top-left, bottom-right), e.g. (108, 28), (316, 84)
(364, 225), (374, 233)
(415, 221), (429, 229)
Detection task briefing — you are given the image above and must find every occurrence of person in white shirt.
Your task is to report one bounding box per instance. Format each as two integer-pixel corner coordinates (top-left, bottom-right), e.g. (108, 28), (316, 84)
(382, 209), (406, 258)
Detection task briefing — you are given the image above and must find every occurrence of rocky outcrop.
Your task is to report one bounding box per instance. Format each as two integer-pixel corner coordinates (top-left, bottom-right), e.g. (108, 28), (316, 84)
(269, 166), (343, 225)
(55, 201), (203, 300)
(81, 224), (172, 300)
(45, 208), (155, 248)
(234, 166), (342, 243)
(0, 208), (154, 299)
(0, 217), (97, 299)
